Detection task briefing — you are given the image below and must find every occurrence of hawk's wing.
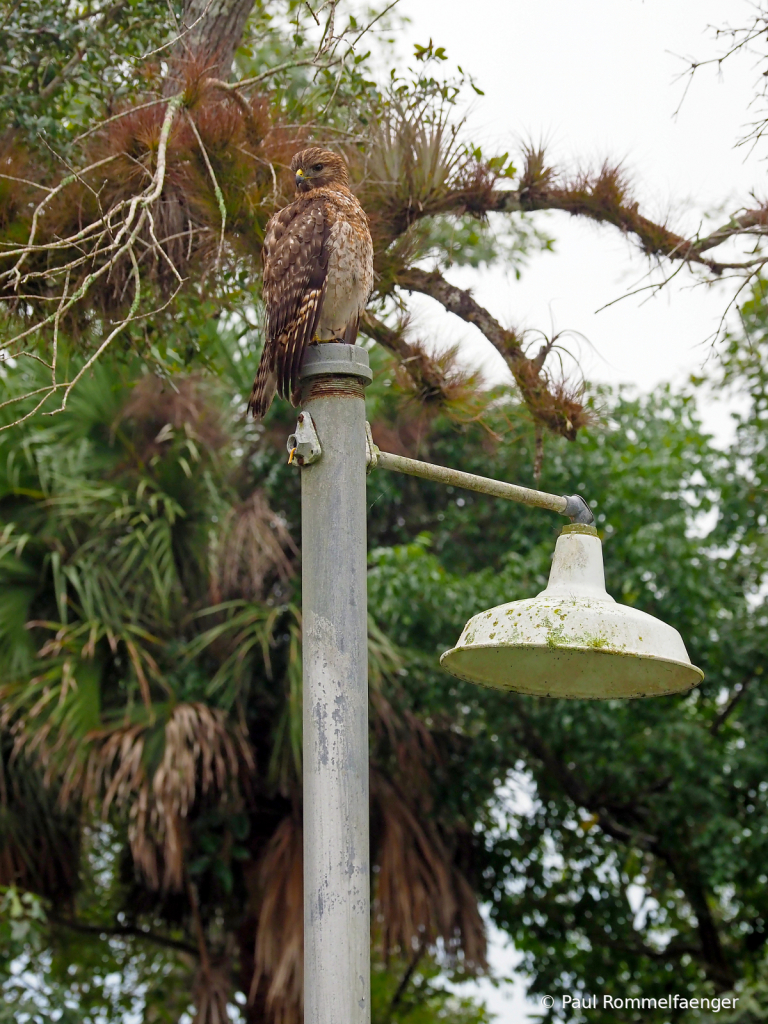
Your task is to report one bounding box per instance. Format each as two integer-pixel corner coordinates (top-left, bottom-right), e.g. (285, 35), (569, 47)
(248, 198), (329, 418)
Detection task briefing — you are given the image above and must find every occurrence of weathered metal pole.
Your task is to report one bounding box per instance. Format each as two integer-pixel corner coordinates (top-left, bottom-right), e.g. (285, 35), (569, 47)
(298, 344), (373, 1024)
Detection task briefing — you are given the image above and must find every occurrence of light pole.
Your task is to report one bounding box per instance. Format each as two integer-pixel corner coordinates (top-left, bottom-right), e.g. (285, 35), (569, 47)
(296, 344), (373, 1024)
(291, 343), (703, 1024)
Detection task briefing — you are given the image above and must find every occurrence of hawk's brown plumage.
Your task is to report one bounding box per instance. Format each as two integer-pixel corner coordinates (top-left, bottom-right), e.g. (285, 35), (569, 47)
(248, 148), (374, 419)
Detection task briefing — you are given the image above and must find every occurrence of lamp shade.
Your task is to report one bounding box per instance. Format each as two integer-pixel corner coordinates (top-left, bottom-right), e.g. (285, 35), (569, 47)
(440, 525), (704, 699)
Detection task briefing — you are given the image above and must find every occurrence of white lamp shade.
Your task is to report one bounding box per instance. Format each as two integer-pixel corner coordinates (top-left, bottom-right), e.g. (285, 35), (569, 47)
(440, 525), (704, 699)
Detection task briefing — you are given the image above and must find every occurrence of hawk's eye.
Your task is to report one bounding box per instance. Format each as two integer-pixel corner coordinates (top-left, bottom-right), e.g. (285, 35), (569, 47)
(311, 163), (323, 172)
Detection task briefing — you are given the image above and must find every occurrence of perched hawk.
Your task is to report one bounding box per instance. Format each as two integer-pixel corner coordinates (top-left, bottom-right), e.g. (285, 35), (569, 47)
(248, 148), (374, 418)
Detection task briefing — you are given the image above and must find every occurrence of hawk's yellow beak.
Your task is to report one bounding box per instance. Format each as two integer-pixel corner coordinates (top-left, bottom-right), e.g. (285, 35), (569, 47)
(295, 169), (306, 187)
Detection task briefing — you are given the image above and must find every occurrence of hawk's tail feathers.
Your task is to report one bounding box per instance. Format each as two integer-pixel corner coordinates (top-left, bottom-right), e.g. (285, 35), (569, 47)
(248, 353), (278, 420)
(343, 314), (360, 345)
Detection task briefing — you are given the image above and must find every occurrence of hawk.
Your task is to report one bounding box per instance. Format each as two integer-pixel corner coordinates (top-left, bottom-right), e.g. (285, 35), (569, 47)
(248, 148), (374, 419)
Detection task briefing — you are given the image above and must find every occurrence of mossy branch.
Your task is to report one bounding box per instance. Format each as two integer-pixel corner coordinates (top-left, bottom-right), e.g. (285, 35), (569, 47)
(394, 267), (590, 439)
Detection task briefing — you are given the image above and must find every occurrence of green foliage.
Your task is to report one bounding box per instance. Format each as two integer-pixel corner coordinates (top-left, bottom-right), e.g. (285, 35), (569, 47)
(0, 1), (180, 147)
(0, 885), (47, 958)
(0, 328), (497, 1020)
(2, 3), (767, 1021)
(0, 830), (193, 1024)
(2, 310), (768, 1021)
(405, 213), (552, 275)
(371, 951), (493, 1023)
(363, 349), (768, 1018)
(0, 344), (293, 1013)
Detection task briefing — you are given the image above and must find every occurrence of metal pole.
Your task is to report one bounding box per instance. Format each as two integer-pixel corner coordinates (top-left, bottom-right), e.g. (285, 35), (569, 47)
(298, 344), (373, 1024)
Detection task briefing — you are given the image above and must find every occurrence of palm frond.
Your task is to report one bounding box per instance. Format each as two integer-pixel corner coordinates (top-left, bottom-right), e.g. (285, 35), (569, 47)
(209, 491), (297, 605)
(73, 702), (254, 892)
(249, 815), (303, 1024)
(371, 771), (487, 972)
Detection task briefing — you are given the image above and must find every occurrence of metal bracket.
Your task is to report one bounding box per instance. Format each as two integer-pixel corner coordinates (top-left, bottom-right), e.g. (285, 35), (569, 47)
(287, 411), (322, 466)
(365, 421), (378, 474)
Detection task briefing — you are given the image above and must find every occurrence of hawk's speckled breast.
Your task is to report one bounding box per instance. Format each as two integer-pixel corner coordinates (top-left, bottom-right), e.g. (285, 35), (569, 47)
(316, 191), (373, 340)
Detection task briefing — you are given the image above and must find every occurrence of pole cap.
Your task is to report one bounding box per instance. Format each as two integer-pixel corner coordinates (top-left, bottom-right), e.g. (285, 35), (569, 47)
(299, 343), (373, 383)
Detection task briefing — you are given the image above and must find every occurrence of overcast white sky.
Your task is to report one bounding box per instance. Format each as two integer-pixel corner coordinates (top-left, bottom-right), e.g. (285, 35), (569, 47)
(396, 0), (764, 447)
(393, 1), (764, 1019)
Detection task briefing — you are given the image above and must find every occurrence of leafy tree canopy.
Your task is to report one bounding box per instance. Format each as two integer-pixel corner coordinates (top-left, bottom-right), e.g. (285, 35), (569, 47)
(0, 293), (767, 1020)
(2, 3), (768, 1024)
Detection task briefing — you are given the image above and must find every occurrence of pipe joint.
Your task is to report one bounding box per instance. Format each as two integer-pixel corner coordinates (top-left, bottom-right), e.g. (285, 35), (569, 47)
(562, 493), (595, 525)
(298, 343), (374, 384)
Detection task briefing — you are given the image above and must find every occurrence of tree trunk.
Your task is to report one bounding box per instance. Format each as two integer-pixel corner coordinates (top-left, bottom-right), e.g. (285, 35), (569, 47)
(166, 0), (255, 88)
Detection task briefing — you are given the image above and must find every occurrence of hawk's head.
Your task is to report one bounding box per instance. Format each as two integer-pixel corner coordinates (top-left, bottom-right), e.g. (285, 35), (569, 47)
(291, 148), (349, 193)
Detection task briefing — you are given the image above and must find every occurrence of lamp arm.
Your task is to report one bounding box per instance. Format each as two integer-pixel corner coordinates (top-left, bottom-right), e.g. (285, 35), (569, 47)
(365, 426), (594, 525)
(286, 413), (595, 524)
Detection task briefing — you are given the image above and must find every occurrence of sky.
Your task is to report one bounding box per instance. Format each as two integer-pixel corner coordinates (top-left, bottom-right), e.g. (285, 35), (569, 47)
(393, 1), (765, 1019)
(395, 0), (765, 447)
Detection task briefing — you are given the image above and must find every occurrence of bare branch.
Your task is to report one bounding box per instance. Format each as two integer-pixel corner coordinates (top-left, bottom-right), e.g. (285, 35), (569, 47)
(214, 57), (340, 92)
(51, 913), (198, 956)
(185, 110), (226, 267)
(711, 676), (754, 735)
(36, 48), (86, 104)
(394, 268), (589, 439)
(396, 266), (523, 359)
(692, 209), (768, 254)
(50, 245), (142, 416)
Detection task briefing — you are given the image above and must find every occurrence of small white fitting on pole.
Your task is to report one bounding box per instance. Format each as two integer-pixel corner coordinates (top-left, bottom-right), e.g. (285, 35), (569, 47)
(298, 344), (373, 1024)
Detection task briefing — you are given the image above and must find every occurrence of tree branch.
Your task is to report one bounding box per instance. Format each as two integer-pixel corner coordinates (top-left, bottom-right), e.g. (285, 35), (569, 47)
(51, 914), (198, 956)
(395, 268), (588, 439)
(612, 939), (702, 962)
(389, 939), (427, 1013)
(510, 703), (737, 990)
(711, 676), (754, 735)
(659, 852), (736, 990)
(361, 310), (417, 362)
(692, 211), (768, 254)
(169, 0), (256, 82)
(35, 48), (87, 104)
(361, 311), (491, 414)
(396, 267), (523, 359)
(389, 174), (767, 276)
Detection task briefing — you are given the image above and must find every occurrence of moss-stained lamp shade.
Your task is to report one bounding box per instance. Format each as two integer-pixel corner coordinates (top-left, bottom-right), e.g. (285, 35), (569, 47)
(440, 525), (704, 700)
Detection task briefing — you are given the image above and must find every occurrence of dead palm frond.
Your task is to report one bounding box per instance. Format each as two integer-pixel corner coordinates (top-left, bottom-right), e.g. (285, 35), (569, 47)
(248, 815), (304, 1024)
(209, 491), (297, 604)
(72, 702), (254, 891)
(117, 373), (228, 456)
(192, 954), (235, 1024)
(0, 349), (494, 1015)
(371, 771), (487, 972)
